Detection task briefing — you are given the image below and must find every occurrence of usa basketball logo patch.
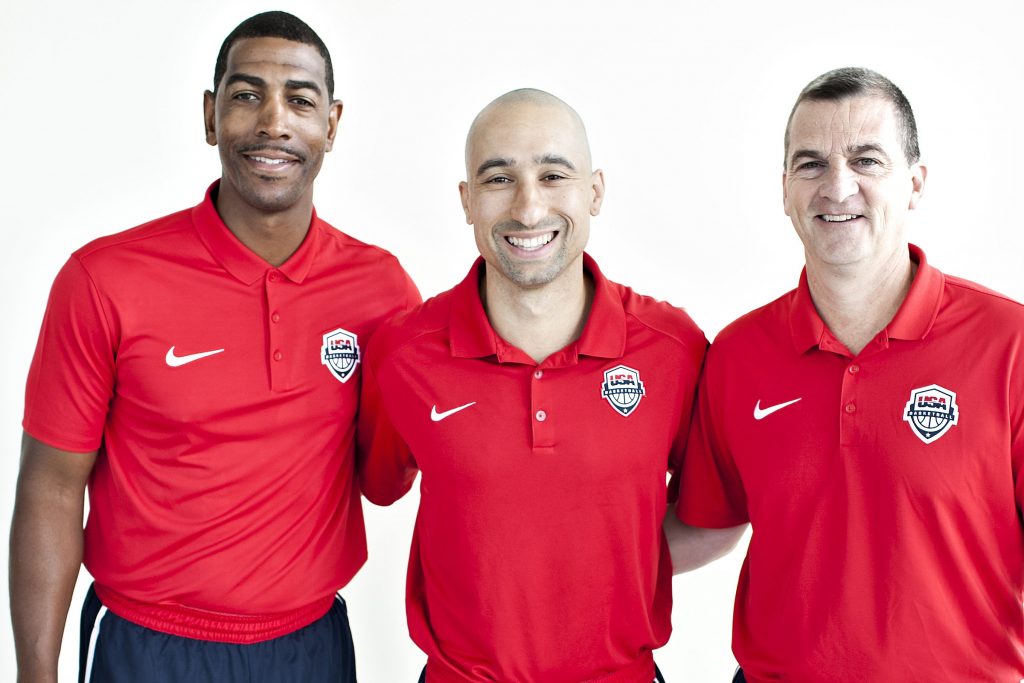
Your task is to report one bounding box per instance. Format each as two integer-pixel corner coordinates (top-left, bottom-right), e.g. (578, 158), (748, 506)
(902, 384), (959, 444)
(601, 365), (646, 416)
(321, 328), (360, 383)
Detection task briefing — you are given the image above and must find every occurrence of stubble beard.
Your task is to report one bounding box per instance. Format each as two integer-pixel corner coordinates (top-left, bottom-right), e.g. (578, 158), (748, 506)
(493, 220), (571, 288)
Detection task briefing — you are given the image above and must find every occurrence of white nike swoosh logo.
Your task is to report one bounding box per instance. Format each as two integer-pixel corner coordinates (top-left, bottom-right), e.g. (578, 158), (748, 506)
(165, 346), (225, 367)
(430, 402), (477, 422)
(753, 397), (802, 420)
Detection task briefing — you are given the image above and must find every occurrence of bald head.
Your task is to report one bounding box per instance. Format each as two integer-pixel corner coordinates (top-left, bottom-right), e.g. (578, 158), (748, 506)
(465, 88), (593, 178)
(458, 88), (605, 292)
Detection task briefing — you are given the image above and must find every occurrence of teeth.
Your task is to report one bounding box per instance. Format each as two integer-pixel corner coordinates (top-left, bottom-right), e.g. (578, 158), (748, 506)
(251, 156), (288, 165)
(507, 232), (555, 250)
(821, 214), (859, 222)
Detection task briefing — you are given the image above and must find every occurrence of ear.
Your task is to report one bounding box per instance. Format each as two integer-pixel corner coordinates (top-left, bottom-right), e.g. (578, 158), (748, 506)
(458, 181), (472, 225)
(908, 163), (927, 210)
(325, 99), (344, 152)
(203, 90), (217, 146)
(589, 169), (606, 216)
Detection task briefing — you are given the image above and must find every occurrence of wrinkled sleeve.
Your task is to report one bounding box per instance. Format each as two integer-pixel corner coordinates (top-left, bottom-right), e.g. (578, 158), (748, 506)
(676, 347), (750, 528)
(23, 256), (116, 453)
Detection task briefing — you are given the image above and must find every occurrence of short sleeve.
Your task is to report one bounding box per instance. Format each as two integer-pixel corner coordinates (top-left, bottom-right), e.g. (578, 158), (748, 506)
(356, 337), (419, 505)
(23, 256), (117, 452)
(666, 336), (708, 503)
(401, 268), (423, 311)
(676, 350), (750, 528)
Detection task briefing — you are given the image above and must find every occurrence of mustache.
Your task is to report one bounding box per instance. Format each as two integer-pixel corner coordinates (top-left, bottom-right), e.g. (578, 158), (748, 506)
(237, 144), (307, 163)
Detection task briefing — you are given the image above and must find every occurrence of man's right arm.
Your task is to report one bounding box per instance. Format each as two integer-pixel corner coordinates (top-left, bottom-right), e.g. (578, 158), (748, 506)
(10, 433), (96, 683)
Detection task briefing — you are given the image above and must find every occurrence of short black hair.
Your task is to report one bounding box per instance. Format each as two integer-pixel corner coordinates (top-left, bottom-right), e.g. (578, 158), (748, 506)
(213, 11), (334, 100)
(784, 67), (919, 167)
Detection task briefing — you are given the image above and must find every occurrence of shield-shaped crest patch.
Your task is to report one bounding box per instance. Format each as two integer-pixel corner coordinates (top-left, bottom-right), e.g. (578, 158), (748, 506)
(321, 328), (360, 383)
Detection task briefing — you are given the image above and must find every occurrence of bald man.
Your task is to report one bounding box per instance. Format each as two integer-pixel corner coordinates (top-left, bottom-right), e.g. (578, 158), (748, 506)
(357, 89), (742, 682)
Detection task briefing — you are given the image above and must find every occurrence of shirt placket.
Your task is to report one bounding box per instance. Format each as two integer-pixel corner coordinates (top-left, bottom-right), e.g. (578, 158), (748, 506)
(837, 334), (887, 447)
(265, 268), (289, 392)
(530, 365), (555, 450)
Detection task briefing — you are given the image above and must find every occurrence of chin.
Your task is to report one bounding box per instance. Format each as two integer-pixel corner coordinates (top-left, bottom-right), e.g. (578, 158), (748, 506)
(806, 234), (872, 265)
(240, 185), (308, 213)
(817, 248), (871, 267)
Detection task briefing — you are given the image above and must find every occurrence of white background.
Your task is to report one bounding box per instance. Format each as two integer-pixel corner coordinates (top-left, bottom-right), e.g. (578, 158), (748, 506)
(2, 0), (1022, 680)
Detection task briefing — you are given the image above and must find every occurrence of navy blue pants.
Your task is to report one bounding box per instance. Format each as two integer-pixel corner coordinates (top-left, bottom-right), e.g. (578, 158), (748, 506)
(80, 585), (356, 682)
(732, 668), (745, 682)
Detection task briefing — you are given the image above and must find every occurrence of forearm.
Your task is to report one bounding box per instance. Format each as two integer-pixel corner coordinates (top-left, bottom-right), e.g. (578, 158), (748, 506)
(10, 437), (93, 683)
(664, 511), (746, 574)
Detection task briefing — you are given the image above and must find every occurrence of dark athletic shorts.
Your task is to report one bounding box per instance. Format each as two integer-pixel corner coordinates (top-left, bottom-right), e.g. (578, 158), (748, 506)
(79, 584), (356, 683)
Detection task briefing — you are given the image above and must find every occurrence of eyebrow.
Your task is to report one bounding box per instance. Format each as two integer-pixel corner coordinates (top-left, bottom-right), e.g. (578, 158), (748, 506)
(848, 143), (889, 158)
(476, 158), (514, 177)
(224, 73), (322, 96)
(285, 79), (322, 96)
(474, 154), (577, 178)
(537, 154), (576, 171)
(225, 73), (265, 89)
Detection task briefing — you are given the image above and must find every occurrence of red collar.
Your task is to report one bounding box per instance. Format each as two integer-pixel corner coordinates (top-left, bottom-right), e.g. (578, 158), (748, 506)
(190, 181), (321, 285)
(449, 253), (626, 365)
(789, 244), (945, 354)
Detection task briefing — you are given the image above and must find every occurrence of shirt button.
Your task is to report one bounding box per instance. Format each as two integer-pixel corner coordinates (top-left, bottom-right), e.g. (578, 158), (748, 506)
(271, 312), (281, 323)
(535, 410), (547, 422)
(268, 272), (279, 282)
(844, 403), (856, 414)
(534, 370), (543, 380)
(273, 350), (283, 361)
(848, 364), (860, 374)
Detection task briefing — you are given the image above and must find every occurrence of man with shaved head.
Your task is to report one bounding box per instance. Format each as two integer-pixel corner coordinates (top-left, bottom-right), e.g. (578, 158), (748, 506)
(677, 67), (1024, 681)
(358, 89), (743, 682)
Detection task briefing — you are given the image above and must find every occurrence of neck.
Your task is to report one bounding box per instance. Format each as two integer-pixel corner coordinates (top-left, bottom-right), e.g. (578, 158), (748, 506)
(214, 188), (314, 267)
(806, 247), (916, 356)
(482, 258), (592, 363)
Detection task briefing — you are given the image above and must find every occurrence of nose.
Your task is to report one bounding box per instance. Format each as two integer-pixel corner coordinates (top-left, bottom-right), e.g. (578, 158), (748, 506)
(510, 179), (546, 227)
(256, 96), (290, 139)
(820, 162), (858, 203)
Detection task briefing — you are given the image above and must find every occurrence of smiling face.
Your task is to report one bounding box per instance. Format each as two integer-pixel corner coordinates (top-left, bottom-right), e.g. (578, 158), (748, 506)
(203, 37), (342, 218)
(459, 97), (604, 291)
(783, 95), (926, 271)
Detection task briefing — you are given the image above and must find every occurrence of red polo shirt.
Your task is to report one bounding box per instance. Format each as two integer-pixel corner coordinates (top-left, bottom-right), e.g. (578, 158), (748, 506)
(358, 255), (707, 682)
(678, 245), (1024, 681)
(23, 182), (419, 642)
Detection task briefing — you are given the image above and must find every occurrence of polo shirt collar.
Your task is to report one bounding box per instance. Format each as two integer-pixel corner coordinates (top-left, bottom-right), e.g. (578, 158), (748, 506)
(449, 253), (626, 363)
(191, 181), (320, 286)
(789, 243), (944, 353)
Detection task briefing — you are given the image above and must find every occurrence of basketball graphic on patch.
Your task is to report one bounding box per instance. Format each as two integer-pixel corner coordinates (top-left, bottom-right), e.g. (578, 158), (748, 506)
(321, 328), (360, 383)
(601, 365), (646, 416)
(902, 384), (959, 444)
